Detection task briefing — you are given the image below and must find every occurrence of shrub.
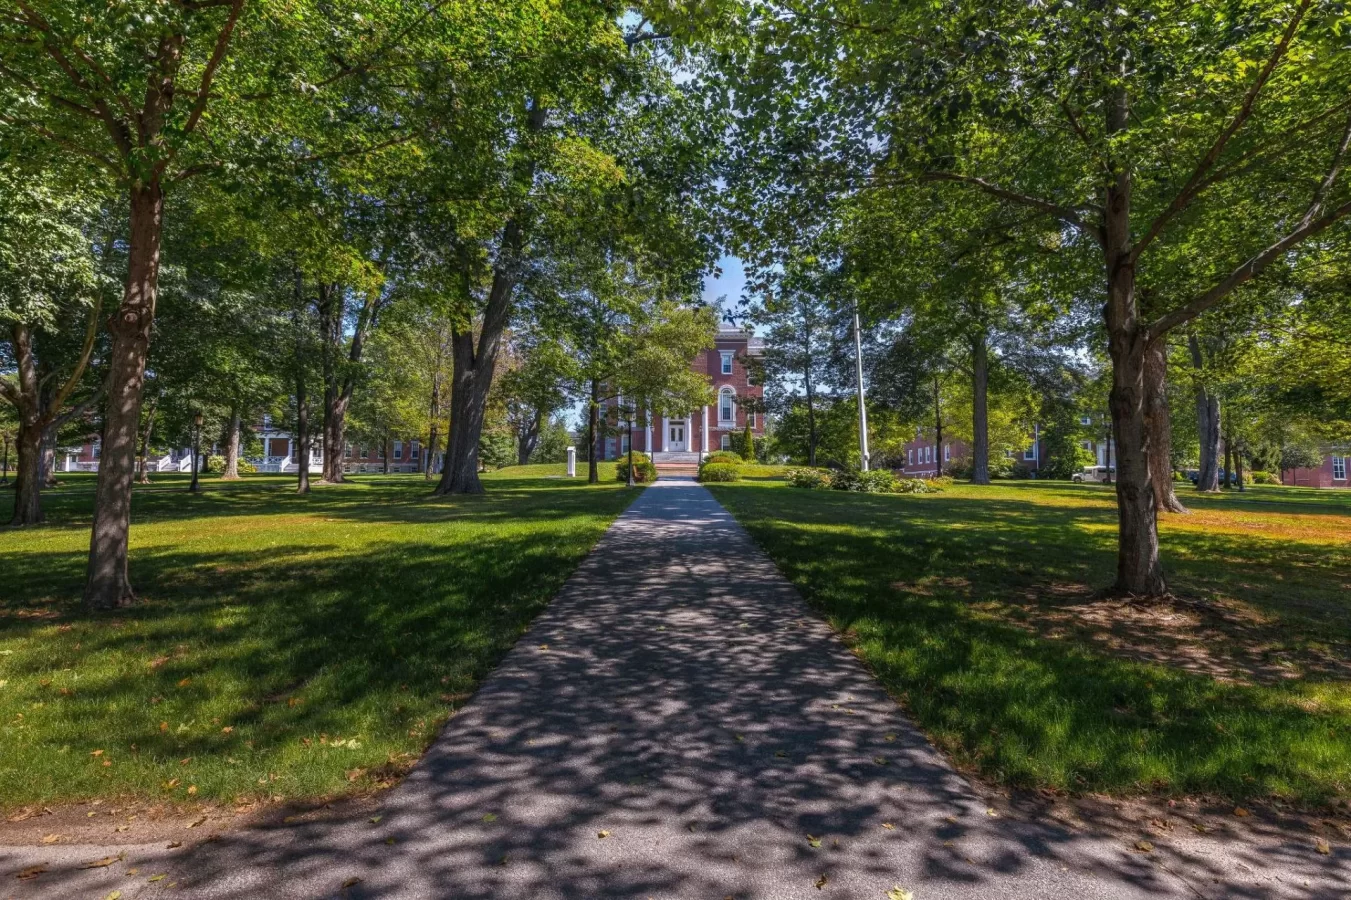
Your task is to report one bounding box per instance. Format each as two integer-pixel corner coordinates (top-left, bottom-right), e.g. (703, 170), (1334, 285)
(206, 455), (257, 475)
(1251, 470), (1277, 485)
(615, 452), (657, 483)
(728, 430), (766, 462)
(831, 468), (897, 493)
(1009, 461), (1034, 479)
(699, 462), (741, 482)
(704, 451), (743, 466)
(786, 467), (833, 489)
(894, 478), (941, 494)
(930, 475), (955, 488)
(948, 454), (1017, 480)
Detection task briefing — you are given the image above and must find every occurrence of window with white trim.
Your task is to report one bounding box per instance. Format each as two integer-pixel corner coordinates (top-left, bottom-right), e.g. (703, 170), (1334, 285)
(1024, 447), (1036, 461)
(720, 351), (734, 375)
(1335, 456), (1347, 480)
(1079, 415), (1092, 426)
(944, 445), (950, 462)
(925, 446), (932, 463)
(747, 410), (756, 428)
(394, 442), (403, 460)
(1080, 440), (1092, 450)
(720, 433), (731, 450)
(620, 433), (630, 454)
(908, 449), (913, 465)
(719, 387), (735, 423)
(411, 443), (419, 460)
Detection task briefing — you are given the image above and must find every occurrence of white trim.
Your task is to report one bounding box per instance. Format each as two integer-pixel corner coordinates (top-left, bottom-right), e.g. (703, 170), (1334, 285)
(718, 385), (736, 425)
(720, 433), (731, 450)
(720, 351), (734, 375)
(701, 406), (709, 453)
(1334, 456), (1346, 480)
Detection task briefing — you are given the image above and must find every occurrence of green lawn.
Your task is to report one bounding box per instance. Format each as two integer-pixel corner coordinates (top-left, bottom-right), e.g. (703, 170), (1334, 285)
(706, 478), (1351, 807)
(0, 465), (635, 807)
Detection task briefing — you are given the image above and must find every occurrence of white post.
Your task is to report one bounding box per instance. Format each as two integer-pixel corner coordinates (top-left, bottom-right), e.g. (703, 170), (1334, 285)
(853, 303), (870, 471)
(644, 411), (652, 458)
(701, 406), (709, 457)
(566, 446), (576, 477)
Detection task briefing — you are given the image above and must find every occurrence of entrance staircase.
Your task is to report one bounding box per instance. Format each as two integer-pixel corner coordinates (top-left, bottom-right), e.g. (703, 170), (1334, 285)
(652, 450), (701, 477)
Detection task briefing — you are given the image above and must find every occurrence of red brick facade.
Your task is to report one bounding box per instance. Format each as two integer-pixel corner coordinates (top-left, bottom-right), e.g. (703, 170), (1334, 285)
(596, 328), (766, 460)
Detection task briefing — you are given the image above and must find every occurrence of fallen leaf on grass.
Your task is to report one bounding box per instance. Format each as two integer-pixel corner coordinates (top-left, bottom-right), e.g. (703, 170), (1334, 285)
(82, 854), (123, 869)
(384, 837), (396, 845)
(149, 874), (166, 882)
(806, 834), (822, 848)
(597, 830), (611, 839)
(1233, 807), (1251, 817)
(1316, 838), (1331, 855)
(1192, 824), (1210, 833)
(482, 813), (498, 823)
(985, 808), (998, 818)
(342, 876), (362, 888)
(188, 815), (207, 828)
(104, 891), (121, 900)
(40, 833), (59, 844)
(815, 873), (828, 889)
(1135, 840), (1154, 853)
(15, 864), (46, 880)
(91, 749), (104, 757)
(874, 756), (888, 765)
(166, 841), (182, 849)
(887, 888), (914, 900)
(369, 815), (382, 824)
(178, 678), (191, 688)
(881, 823), (895, 830)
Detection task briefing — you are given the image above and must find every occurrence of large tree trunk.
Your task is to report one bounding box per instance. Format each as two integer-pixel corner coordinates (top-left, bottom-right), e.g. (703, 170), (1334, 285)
(1223, 431), (1234, 490)
(221, 406), (242, 479)
(1144, 338), (1187, 513)
(383, 434), (391, 474)
(1235, 439), (1245, 492)
(10, 423), (42, 526)
(85, 183), (162, 609)
(318, 283), (346, 484)
(970, 329), (990, 485)
(587, 378), (600, 485)
(434, 100), (543, 496)
(1102, 136), (1166, 597)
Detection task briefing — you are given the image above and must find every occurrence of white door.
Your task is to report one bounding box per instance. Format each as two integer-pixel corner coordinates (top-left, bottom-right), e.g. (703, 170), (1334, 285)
(669, 421), (686, 451)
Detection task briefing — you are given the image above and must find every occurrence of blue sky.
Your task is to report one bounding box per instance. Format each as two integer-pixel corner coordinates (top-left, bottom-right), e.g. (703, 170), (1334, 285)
(702, 254), (746, 318)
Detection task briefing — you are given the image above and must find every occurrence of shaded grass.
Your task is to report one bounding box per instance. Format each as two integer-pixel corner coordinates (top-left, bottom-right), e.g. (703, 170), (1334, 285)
(706, 479), (1351, 806)
(0, 464), (635, 807)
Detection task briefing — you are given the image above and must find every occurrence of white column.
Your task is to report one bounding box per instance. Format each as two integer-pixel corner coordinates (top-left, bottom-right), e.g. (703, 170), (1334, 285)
(645, 410), (652, 456)
(566, 446), (576, 477)
(701, 406), (709, 455)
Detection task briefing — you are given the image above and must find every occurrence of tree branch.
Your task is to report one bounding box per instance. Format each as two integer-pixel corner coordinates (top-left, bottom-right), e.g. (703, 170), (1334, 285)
(1146, 196), (1351, 342)
(922, 171), (1105, 245)
(1130, 0), (1313, 264)
(176, 0), (243, 143)
(38, 295), (102, 428)
(1296, 109), (1351, 231)
(0, 113), (120, 173)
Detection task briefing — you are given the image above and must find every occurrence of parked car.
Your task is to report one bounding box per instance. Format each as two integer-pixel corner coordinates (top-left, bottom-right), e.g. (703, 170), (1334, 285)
(1188, 469), (1241, 485)
(1072, 465), (1116, 483)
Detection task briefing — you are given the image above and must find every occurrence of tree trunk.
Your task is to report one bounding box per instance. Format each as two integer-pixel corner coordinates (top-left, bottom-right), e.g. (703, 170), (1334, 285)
(40, 430), (58, 488)
(1234, 439), (1245, 492)
(8, 323), (45, 525)
(10, 422), (42, 526)
(970, 330), (990, 485)
(221, 406), (241, 479)
(803, 340), (818, 468)
(425, 375), (441, 479)
(1144, 338), (1187, 513)
(1102, 136), (1166, 596)
(517, 408), (541, 466)
(85, 182), (163, 609)
(295, 382), (311, 495)
(318, 283), (345, 484)
(933, 376), (944, 478)
(1, 435), (10, 484)
(1223, 431), (1233, 490)
(434, 100), (543, 496)
(383, 434), (391, 474)
(136, 398), (157, 485)
(587, 378), (600, 485)
(1188, 334), (1221, 492)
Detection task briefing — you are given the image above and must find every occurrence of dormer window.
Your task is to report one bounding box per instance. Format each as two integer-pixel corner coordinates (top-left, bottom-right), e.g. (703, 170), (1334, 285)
(720, 351), (734, 375)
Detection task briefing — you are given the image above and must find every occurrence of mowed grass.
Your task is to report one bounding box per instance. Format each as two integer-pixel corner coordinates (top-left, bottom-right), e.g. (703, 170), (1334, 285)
(0, 465), (635, 807)
(706, 478), (1351, 806)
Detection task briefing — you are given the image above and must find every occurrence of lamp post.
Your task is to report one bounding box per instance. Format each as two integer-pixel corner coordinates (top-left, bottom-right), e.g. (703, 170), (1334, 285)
(189, 411), (203, 493)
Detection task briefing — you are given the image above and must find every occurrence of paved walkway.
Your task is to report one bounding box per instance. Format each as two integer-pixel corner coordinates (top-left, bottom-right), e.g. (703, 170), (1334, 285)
(7, 478), (1346, 898)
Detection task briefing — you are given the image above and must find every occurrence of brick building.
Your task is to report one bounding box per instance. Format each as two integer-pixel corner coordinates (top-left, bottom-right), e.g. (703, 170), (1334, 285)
(594, 327), (767, 463)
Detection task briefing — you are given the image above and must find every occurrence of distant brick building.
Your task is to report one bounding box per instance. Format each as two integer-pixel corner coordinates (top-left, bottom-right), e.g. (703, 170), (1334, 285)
(1282, 448), (1350, 489)
(594, 327), (767, 462)
(899, 419), (1115, 478)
